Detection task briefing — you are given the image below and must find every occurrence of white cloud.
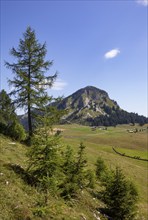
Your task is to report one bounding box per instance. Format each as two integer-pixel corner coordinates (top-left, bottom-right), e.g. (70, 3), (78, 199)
(51, 79), (67, 91)
(37, 78), (67, 90)
(136, 0), (148, 6)
(104, 48), (120, 59)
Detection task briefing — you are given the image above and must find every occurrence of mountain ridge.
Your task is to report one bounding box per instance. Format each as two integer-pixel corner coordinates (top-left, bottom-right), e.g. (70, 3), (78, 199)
(20, 86), (148, 128)
(53, 85), (119, 123)
(52, 85), (147, 126)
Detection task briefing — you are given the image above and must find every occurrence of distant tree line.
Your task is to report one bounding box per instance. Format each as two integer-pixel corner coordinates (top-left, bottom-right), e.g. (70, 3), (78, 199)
(87, 105), (148, 127)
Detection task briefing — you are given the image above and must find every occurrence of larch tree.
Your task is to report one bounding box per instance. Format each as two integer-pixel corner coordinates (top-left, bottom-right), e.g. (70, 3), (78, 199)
(5, 26), (57, 138)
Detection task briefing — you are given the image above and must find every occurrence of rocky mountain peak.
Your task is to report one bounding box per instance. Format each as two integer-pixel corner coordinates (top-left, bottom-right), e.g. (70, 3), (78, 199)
(19, 85), (148, 127)
(55, 86), (119, 123)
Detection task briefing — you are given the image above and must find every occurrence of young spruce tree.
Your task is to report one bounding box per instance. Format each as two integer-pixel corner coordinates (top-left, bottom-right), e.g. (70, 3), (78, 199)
(100, 167), (138, 220)
(27, 104), (65, 204)
(5, 26), (57, 138)
(61, 142), (90, 199)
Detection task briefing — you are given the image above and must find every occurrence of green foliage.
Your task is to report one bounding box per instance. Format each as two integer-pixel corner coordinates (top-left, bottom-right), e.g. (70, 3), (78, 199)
(85, 169), (95, 188)
(95, 156), (107, 179)
(0, 122), (7, 134)
(32, 206), (49, 218)
(100, 167), (139, 220)
(27, 127), (92, 201)
(61, 143), (93, 199)
(26, 103), (65, 204)
(27, 132), (62, 197)
(5, 26), (57, 137)
(89, 109), (148, 126)
(74, 142), (88, 187)
(35, 104), (66, 130)
(0, 89), (16, 125)
(8, 121), (26, 141)
(0, 90), (26, 141)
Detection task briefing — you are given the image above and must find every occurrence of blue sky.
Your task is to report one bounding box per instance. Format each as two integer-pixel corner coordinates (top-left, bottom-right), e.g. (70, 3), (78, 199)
(0, 0), (147, 116)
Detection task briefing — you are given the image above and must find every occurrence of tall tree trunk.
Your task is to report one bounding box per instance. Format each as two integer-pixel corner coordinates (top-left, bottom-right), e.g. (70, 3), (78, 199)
(28, 62), (32, 140)
(28, 100), (32, 138)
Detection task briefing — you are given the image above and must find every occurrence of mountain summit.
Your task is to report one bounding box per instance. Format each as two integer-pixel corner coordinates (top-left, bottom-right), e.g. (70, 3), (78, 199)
(20, 85), (147, 127)
(54, 86), (119, 124)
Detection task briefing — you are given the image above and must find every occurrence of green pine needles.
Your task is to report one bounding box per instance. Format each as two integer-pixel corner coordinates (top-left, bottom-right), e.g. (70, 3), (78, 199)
(5, 26), (57, 138)
(97, 165), (139, 220)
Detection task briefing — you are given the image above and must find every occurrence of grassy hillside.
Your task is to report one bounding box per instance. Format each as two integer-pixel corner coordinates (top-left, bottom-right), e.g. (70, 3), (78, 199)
(0, 134), (105, 220)
(0, 124), (147, 219)
(57, 124), (148, 219)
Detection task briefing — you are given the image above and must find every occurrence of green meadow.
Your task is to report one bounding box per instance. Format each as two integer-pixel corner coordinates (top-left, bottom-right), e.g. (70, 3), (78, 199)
(0, 124), (147, 219)
(57, 124), (148, 218)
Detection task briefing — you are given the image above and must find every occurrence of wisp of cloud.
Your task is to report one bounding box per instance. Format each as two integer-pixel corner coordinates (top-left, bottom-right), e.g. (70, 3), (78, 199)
(52, 79), (67, 91)
(136, 0), (148, 6)
(104, 48), (120, 59)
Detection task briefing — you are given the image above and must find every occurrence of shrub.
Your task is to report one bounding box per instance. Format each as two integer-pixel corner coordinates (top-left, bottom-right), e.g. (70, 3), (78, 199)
(8, 121), (26, 141)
